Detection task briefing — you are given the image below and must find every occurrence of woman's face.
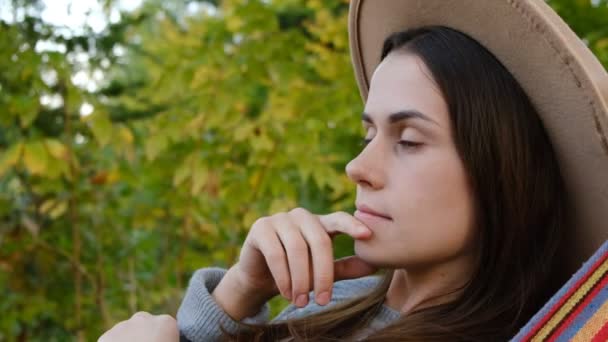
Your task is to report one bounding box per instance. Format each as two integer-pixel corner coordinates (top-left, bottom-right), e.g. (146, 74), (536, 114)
(346, 51), (477, 269)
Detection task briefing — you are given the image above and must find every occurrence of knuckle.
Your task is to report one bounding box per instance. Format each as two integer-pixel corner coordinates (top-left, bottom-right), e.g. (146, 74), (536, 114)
(289, 207), (309, 216)
(273, 212), (290, 222)
(132, 311), (149, 319)
(286, 240), (308, 256)
(252, 216), (268, 229)
(312, 234), (332, 249)
(334, 210), (349, 217)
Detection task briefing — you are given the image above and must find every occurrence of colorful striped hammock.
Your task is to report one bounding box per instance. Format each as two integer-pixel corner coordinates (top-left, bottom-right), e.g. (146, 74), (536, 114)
(512, 240), (608, 341)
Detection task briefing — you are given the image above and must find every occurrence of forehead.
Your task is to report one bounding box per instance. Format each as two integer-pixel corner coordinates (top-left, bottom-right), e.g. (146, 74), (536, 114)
(364, 52), (449, 128)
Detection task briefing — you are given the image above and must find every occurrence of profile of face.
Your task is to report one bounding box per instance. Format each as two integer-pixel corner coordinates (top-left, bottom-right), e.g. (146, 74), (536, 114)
(345, 51), (477, 270)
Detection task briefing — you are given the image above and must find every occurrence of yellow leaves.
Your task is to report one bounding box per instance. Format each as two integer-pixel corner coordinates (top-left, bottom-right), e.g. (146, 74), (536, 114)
(233, 122), (255, 142)
(186, 115), (206, 137)
(115, 125), (135, 163)
(0, 142), (23, 177)
(89, 168), (121, 186)
(191, 210), (218, 235)
(23, 141), (48, 175)
(84, 111), (113, 147)
(269, 197), (296, 214)
(240, 197), (297, 231)
(118, 125), (134, 145)
(226, 15), (244, 32)
(597, 37), (608, 48)
(191, 166), (209, 196)
(39, 199), (68, 219)
(44, 139), (68, 160)
(83, 109), (134, 155)
(19, 108), (38, 129)
(145, 133), (168, 162)
(160, 19), (183, 43)
(251, 132), (274, 151)
(198, 221), (218, 235)
(173, 162), (190, 187)
(0, 139), (73, 179)
(242, 209), (259, 230)
(82, 107), (134, 159)
(44, 157), (71, 180)
(172, 152), (210, 196)
(190, 67), (214, 90)
(248, 169), (263, 187)
(43, 139), (71, 179)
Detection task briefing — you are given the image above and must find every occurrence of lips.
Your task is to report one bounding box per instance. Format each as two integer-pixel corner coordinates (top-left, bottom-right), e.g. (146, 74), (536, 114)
(355, 204), (392, 220)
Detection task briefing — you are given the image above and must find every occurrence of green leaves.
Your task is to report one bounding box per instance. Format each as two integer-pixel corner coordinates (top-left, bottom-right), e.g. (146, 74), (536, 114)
(1, 0), (605, 340)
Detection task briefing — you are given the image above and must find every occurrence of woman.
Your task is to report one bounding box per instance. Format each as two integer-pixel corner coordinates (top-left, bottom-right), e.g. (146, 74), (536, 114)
(99, 0), (608, 341)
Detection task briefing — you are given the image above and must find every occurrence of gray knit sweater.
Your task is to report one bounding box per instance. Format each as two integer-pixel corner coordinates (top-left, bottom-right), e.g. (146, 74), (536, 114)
(177, 267), (401, 341)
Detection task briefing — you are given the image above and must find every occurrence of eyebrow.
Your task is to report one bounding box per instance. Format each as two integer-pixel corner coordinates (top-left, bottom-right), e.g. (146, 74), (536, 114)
(361, 110), (440, 127)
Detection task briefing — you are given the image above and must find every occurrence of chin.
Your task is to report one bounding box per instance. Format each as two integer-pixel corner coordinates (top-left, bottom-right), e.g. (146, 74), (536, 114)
(354, 240), (391, 268)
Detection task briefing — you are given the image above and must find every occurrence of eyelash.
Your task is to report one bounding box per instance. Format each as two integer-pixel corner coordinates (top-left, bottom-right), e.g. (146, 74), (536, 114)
(360, 138), (422, 150)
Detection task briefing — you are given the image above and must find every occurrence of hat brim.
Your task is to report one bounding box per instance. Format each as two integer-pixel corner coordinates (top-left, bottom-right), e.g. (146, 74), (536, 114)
(349, 0), (608, 277)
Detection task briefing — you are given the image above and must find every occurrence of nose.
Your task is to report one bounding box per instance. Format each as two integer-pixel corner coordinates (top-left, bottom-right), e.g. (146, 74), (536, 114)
(345, 140), (387, 190)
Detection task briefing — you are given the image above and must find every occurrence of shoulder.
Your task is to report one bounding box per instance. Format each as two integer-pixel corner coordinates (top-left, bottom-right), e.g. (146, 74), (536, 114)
(272, 275), (382, 322)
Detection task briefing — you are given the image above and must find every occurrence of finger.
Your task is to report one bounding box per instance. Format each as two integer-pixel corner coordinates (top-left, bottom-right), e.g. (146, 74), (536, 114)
(318, 211), (373, 239)
(252, 225), (293, 300)
(98, 320), (127, 341)
(131, 311), (151, 320)
(289, 208), (334, 306)
(274, 213), (311, 308)
(334, 256), (378, 281)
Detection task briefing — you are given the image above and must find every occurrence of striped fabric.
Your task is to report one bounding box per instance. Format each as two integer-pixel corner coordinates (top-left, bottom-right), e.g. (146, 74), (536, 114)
(512, 240), (608, 341)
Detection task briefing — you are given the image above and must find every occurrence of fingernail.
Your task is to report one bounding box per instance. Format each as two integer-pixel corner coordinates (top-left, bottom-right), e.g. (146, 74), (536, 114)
(295, 294), (308, 307)
(316, 291), (330, 306)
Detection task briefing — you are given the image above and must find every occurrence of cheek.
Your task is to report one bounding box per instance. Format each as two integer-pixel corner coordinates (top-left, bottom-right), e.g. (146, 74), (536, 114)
(397, 151), (472, 218)
(384, 152), (476, 264)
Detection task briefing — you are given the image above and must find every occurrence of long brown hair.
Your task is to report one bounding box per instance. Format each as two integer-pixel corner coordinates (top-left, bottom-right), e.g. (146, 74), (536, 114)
(224, 26), (571, 341)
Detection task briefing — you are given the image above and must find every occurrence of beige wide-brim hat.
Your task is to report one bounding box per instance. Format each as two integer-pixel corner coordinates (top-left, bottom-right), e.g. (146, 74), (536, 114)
(348, 0), (608, 278)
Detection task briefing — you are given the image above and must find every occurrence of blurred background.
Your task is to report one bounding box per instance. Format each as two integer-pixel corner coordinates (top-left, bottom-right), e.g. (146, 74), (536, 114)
(0, 0), (606, 340)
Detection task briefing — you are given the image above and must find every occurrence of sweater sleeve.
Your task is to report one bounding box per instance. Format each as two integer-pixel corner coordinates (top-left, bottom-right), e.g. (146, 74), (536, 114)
(272, 275), (382, 321)
(177, 267), (382, 341)
(176, 267), (270, 342)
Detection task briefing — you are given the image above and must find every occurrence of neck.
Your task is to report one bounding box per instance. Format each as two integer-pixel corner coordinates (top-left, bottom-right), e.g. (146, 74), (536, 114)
(383, 254), (475, 315)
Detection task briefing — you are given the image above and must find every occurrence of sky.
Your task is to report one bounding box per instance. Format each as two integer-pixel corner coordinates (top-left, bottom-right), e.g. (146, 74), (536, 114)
(0, 0), (146, 116)
(1, 0), (215, 117)
(0, 0), (143, 34)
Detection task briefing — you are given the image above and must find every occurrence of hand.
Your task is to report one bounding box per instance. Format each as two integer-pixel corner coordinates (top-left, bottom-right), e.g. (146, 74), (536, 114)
(98, 311), (179, 342)
(230, 208), (377, 309)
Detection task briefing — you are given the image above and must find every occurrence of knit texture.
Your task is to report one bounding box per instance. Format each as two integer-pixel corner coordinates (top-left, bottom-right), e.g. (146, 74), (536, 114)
(177, 268), (400, 341)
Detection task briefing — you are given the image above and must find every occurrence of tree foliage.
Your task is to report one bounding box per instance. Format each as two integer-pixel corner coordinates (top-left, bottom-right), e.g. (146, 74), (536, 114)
(0, 0), (606, 340)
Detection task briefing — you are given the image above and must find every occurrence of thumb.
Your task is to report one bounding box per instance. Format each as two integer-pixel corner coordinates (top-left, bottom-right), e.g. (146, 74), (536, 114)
(334, 256), (378, 281)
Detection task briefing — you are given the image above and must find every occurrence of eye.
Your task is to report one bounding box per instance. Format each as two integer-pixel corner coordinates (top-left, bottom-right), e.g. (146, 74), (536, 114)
(359, 138), (422, 150)
(398, 140), (423, 149)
